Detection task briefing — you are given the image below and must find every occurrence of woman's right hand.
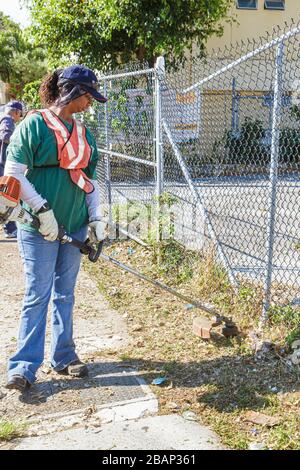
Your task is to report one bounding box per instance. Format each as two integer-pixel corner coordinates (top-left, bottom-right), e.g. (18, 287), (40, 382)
(38, 208), (59, 241)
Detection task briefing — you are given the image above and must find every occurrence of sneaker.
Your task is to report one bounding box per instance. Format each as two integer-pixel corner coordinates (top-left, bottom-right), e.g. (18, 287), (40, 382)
(4, 230), (17, 239)
(6, 375), (31, 392)
(57, 360), (89, 378)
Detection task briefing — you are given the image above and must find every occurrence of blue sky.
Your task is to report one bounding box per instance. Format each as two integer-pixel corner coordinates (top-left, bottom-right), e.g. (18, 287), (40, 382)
(0, 0), (30, 27)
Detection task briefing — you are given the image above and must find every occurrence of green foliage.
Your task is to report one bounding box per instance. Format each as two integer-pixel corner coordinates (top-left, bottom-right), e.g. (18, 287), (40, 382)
(224, 118), (269, 165)
(269, 305), (300, 329)
(279, 128), (300, 164)
(285, 327), (300, 348)
(10, 50), (47, 99)
(104, 78), (152, 140)
(0, 11), (47, 99)
(152, 239), (185, 268)
(147, 192), (179, 244)
(0, 12), (23, 83)
(28, 0), (233, 69)
(155, 191), (179, 208)
(151, 239), (194, 283)
(289, 104), (300, 122)
(217, 117), (300, 167)
(22, 79), (42, 109)
(238, 286), (256, 302)
(269, 305), (300, 347)
(0, 420), (26, 441)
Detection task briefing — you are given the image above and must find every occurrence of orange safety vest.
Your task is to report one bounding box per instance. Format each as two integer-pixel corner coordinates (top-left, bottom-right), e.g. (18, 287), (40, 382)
(28, 109), (94, 194)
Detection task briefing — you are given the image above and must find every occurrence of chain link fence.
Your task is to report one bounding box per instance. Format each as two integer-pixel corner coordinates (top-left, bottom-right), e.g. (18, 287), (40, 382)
(89, 21), (300, 321)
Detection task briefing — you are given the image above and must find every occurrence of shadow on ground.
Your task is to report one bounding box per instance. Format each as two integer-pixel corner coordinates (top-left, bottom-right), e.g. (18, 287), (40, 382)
(13, 350), (300, 415)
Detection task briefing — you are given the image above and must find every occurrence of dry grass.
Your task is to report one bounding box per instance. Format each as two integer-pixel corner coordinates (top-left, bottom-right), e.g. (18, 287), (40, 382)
(84, 238), (300, 450)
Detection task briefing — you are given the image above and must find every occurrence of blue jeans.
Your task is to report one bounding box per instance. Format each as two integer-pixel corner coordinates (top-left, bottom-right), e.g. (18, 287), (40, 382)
(8, 226), (87, 384)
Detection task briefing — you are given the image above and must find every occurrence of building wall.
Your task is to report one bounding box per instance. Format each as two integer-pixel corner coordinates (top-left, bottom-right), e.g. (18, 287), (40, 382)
(181, 1), (300, 157)
(206, 0), (299, 53)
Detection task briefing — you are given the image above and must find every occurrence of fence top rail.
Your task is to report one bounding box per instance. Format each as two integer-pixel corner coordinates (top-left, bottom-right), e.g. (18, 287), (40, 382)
(98, 68), (155, 82)
(183, 25), (300, 94)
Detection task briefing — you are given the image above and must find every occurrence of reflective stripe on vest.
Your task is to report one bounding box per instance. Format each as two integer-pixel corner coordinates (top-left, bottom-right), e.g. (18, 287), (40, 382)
(29, 109), (94, 194)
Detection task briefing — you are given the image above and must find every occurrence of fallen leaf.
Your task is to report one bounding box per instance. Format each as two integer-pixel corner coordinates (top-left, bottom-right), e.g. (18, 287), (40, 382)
(182, 411), (197, 421)
(167, 402), (179, 410)
(244, 411), (281, 427)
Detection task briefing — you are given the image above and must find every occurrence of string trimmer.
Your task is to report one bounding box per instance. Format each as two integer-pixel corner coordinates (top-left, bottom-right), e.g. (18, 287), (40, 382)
(0, 175), (103, 262)
(0, 175), (238, 338)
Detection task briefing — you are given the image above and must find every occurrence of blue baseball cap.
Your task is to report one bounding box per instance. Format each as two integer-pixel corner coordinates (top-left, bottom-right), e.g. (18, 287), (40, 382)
(59, 65), (107, 103)
(6, 100), (23, 115)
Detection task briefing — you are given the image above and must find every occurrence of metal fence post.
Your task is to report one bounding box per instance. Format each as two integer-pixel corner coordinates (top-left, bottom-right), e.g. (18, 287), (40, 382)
(104, 80), (113, 229)
(154, 56), (165, 241)
(262, 41), (284, 323)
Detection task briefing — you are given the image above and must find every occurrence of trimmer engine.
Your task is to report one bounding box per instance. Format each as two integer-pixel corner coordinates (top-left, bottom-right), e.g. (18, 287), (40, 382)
(0, 175), (39, 226)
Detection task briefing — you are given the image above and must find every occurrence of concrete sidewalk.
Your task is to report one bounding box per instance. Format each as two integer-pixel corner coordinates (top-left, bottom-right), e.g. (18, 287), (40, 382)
(0, 230), (225, 450)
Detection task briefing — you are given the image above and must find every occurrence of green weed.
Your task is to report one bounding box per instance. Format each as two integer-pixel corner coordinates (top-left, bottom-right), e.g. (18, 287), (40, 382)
(0, 421), (26, 441)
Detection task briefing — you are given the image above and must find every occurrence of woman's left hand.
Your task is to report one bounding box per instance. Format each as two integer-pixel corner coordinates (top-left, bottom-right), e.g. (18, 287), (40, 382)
(88, 219), (108, 243)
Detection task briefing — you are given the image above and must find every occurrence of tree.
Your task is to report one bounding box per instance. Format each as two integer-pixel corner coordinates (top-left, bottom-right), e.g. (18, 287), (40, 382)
(0, 11), (23, 82)
(0, 11), (47, 99)
(28, 0), (233, 70)
(9, 43), (47, 98)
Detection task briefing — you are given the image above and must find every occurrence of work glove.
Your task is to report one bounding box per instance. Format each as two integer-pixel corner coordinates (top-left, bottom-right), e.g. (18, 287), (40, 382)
(38, 206), (59, 242)
(88, 218), (108, 244)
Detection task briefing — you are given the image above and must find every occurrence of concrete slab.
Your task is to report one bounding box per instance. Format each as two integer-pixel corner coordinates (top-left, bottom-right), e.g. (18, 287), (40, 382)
(0, 362), (158, 436)
(14, 414), (225, 450)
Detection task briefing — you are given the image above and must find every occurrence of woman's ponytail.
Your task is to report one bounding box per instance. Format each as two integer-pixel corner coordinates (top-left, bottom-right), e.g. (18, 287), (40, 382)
(39, 69), (63, 106)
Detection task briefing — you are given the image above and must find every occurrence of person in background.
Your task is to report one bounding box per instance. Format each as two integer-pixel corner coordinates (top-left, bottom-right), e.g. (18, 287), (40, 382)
(0, 100), (23, 238)
(4, 65), (108, 392)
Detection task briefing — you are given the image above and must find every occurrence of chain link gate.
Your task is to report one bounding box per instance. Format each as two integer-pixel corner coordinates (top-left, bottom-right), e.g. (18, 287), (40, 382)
(86, 62), (162, 246)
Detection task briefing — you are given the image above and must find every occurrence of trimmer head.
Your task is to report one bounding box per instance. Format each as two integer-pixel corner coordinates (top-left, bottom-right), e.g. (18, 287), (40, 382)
(193, 314), (239, 339)
(222, 320), (239, 338)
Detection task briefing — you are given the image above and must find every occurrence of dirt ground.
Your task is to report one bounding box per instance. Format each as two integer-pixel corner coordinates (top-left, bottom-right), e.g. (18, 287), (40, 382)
(0, 230), (131, 445)
(0, 230), (226, 451)
(83, 239), (300, 450)
(1, 230), (300, 450)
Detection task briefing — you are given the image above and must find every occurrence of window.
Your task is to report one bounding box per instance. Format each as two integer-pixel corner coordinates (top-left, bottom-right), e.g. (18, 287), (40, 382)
(236, 0), (257, 9)
(264, 0), (285, 9)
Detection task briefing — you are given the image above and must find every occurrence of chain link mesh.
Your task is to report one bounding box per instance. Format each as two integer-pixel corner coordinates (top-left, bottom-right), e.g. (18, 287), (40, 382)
(88, 21), (300, 317)
(163, 21), (300, 313)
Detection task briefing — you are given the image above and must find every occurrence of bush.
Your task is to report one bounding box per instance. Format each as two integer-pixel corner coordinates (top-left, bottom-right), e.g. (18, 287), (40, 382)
(279, 128), (300, 164)
(224, 118), (269, 165)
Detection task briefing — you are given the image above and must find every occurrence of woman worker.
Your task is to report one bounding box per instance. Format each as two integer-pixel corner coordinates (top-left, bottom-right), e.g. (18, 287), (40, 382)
(4, 65), (107, 392)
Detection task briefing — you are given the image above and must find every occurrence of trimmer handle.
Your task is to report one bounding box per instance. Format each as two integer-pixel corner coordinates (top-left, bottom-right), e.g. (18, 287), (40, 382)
(87, 240), (104, 263)
(30, 215), (104, 262)
(30, 213), (41, 230)
(79, 238), (103, 262)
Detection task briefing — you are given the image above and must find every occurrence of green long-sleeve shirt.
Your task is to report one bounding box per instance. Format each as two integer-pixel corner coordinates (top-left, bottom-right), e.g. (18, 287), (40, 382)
(7, 112), (98, 234)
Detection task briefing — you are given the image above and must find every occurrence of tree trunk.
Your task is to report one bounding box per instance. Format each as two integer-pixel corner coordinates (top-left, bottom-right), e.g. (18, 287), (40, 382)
(136, 44), (146, 62)
(135, 45), (157, 67)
